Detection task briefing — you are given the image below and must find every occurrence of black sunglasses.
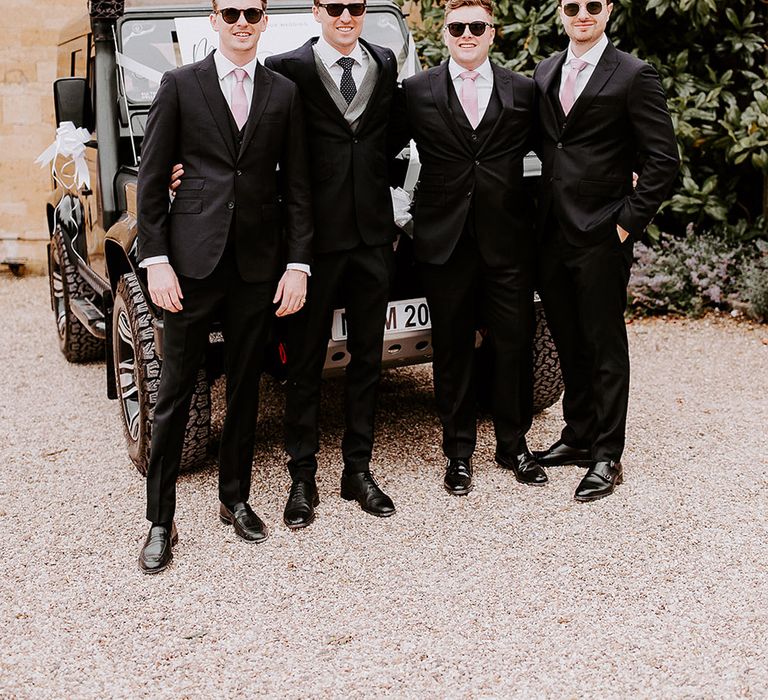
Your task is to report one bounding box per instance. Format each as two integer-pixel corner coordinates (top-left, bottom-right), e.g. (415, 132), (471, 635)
(317, 2), (367, 17)
(218, 7), (265, 23)
(445, 21), (493, 37)
(561, 1), (605, 17)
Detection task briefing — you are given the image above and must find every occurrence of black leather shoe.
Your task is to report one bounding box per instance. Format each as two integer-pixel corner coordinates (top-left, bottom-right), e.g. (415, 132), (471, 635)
(574, 460), (623, 502)
(533, 439), (593, 467)
(138, 522), (177, 574)
(496, 450), (548, 486)
(219, 502), (268, 542)
(283, 479), (320, 529)
(340, 471), (396, 517)
(444, 458), (473, 495)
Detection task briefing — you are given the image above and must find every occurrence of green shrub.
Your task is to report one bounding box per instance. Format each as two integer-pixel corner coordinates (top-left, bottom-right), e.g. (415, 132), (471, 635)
(627, 230), (765, 317)
(738, 240), (768, 321)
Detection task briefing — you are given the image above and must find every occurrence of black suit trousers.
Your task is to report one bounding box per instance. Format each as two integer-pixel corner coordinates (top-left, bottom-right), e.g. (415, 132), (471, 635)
(537, 221), (634, 462)
(421, 233), (534, 460)
(145, 248), (275, 524)
(284, 244), (393, 481)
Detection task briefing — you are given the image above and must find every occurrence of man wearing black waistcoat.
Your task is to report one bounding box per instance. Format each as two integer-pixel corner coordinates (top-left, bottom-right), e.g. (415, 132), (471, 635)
(393, 0), (547, 495)
(136, 0), (312, 573)
(264, 0), (399, 525)
(532, 0), (679, 501)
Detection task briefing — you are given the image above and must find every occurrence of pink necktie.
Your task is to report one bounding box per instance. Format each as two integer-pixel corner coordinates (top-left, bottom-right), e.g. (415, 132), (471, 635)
(231, 68), (248, 130)
(560, 58), (588, 115)
(459, 70), (480, 129)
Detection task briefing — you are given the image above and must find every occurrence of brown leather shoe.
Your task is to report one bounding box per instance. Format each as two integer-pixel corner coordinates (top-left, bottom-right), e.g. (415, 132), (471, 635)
(138, 521), (178, 574)
(219, 502), (268, 542)
(574, 460), (623, 502)
(496, 450), (548, 486)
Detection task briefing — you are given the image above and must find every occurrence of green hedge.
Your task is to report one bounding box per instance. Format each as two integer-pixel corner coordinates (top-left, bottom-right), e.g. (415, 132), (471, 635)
(406, 0), (768, 242)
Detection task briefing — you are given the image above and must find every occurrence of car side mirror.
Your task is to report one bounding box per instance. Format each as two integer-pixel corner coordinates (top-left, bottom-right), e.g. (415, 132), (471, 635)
(53, 77), (93, 132)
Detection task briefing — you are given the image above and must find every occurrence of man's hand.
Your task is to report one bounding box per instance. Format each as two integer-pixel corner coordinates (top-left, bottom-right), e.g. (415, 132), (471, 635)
(617, 224), (631, 243)
(273, 269), (308, 317)
(169, 163), (184, 192)
(147, 262), (184, 312)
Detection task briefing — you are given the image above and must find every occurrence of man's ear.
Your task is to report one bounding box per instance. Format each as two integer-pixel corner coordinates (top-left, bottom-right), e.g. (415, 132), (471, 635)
(209, 12), (219, 32)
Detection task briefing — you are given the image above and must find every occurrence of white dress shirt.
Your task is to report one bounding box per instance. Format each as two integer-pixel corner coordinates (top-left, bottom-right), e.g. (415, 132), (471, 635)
(312, 35), (369, 90)
(213, 49), (257, 114)
(559, 33), (609, 104)
(142, 50), (309, 275)
(449, 58), (494, 125)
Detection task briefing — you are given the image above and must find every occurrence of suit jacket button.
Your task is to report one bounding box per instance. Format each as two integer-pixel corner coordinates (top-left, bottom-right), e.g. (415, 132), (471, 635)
(474, 160), (480, 166)
(471, 133), (478, 140)
(227, 201), (235, 209)
(466, 191), (472, 197)
(353, 138), (359, 144)
(236, 170), (243, 176)
(556, 142), (563, 149)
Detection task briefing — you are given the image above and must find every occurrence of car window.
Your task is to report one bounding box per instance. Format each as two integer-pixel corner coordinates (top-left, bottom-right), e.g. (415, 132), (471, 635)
(120, 8), (409, 104)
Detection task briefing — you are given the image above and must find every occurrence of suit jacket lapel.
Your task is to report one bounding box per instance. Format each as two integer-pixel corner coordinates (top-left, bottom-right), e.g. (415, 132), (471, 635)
(429, 61), (473, 156)
(194, 52), (237, 162)
(238, 62), (272, 159)
(476, 63), (514, 157)
(352, 39), (390, 134)
(562, 42), (620, 135)
(536, 50), (567, 137)
(285, 39), (350, 130)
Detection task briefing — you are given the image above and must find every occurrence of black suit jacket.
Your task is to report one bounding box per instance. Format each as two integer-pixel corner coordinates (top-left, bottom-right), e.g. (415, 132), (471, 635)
(137, 52), (313, 282)
(534, 42), (679, 246)
(265, 38), (398, 254)
(397, 61), (536, 267)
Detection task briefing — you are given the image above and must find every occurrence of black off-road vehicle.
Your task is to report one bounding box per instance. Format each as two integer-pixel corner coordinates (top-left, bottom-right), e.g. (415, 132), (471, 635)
(45, 0), (563, 475)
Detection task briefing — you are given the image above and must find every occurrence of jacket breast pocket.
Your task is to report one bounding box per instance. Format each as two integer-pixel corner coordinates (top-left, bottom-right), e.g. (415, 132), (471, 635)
(170, 198), (202, 214)
(175, 177), (205, 192)
(578, 179), (623, 199)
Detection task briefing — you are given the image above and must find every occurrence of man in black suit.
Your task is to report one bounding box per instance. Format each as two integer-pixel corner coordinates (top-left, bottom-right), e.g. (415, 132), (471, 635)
(136, 0), (313, 573)
(394, 0), (547, 495)
(264, 0), (399, 525)
(532, 0), (679, 501)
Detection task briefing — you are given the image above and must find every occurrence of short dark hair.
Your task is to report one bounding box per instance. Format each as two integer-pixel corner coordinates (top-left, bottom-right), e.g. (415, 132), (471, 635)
(444, 0), (494, 18)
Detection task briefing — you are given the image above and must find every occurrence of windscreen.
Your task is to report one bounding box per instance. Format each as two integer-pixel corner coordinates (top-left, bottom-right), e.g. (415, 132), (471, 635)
(119, 9), (409, 104)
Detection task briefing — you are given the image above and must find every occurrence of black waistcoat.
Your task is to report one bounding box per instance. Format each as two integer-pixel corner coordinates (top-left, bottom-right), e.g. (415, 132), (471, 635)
(447, 79), (502, 151)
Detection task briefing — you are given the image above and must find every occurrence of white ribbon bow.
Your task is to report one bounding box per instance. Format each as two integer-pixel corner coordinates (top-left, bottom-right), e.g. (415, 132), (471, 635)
(35, 121), (92, 190)
(391, 186), (413, 230)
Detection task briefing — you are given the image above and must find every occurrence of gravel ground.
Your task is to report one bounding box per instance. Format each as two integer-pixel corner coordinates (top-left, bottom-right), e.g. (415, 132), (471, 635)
(1, 273), (767, 699)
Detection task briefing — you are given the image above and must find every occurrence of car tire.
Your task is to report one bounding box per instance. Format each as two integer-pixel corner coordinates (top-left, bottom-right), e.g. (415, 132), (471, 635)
(475, 302), (564, 415)
(531, 302), (564, 414)
(48, 228), (103, 363)
(112, 272), (210, 476)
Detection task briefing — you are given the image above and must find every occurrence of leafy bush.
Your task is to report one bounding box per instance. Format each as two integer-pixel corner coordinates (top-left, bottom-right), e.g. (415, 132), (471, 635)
(628, 229), (765, 317)
(738, 240), (768, 321)
(405, 0), (768, 241)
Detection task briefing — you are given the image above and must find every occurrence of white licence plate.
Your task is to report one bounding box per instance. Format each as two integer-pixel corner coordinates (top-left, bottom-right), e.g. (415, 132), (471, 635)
(331, 297), (431, 342)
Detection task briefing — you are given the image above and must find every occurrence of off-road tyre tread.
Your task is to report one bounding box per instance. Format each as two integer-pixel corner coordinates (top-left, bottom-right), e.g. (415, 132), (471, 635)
(50, 230), (103, 363)
(114, 272), (210, 476)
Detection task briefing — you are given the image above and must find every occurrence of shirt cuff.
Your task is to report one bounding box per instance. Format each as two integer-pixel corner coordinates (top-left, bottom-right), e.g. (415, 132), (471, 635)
(287, 263), (311, 277)
(139, 256), (169, 268)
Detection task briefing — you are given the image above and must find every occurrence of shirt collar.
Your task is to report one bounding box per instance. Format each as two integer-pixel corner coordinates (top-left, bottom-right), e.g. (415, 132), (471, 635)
(566, 33), (609, 68)
(315, 35), (365, 69)
(448, 57), (493, 82)
(213, 49), (258, 81)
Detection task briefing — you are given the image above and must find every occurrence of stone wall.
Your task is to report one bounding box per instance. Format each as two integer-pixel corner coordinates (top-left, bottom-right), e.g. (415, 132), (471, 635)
(0, 0), (84, 274)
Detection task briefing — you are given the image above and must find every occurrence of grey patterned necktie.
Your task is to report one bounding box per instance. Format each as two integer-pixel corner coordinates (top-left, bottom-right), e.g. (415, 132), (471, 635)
(337, 57), (357, 104)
